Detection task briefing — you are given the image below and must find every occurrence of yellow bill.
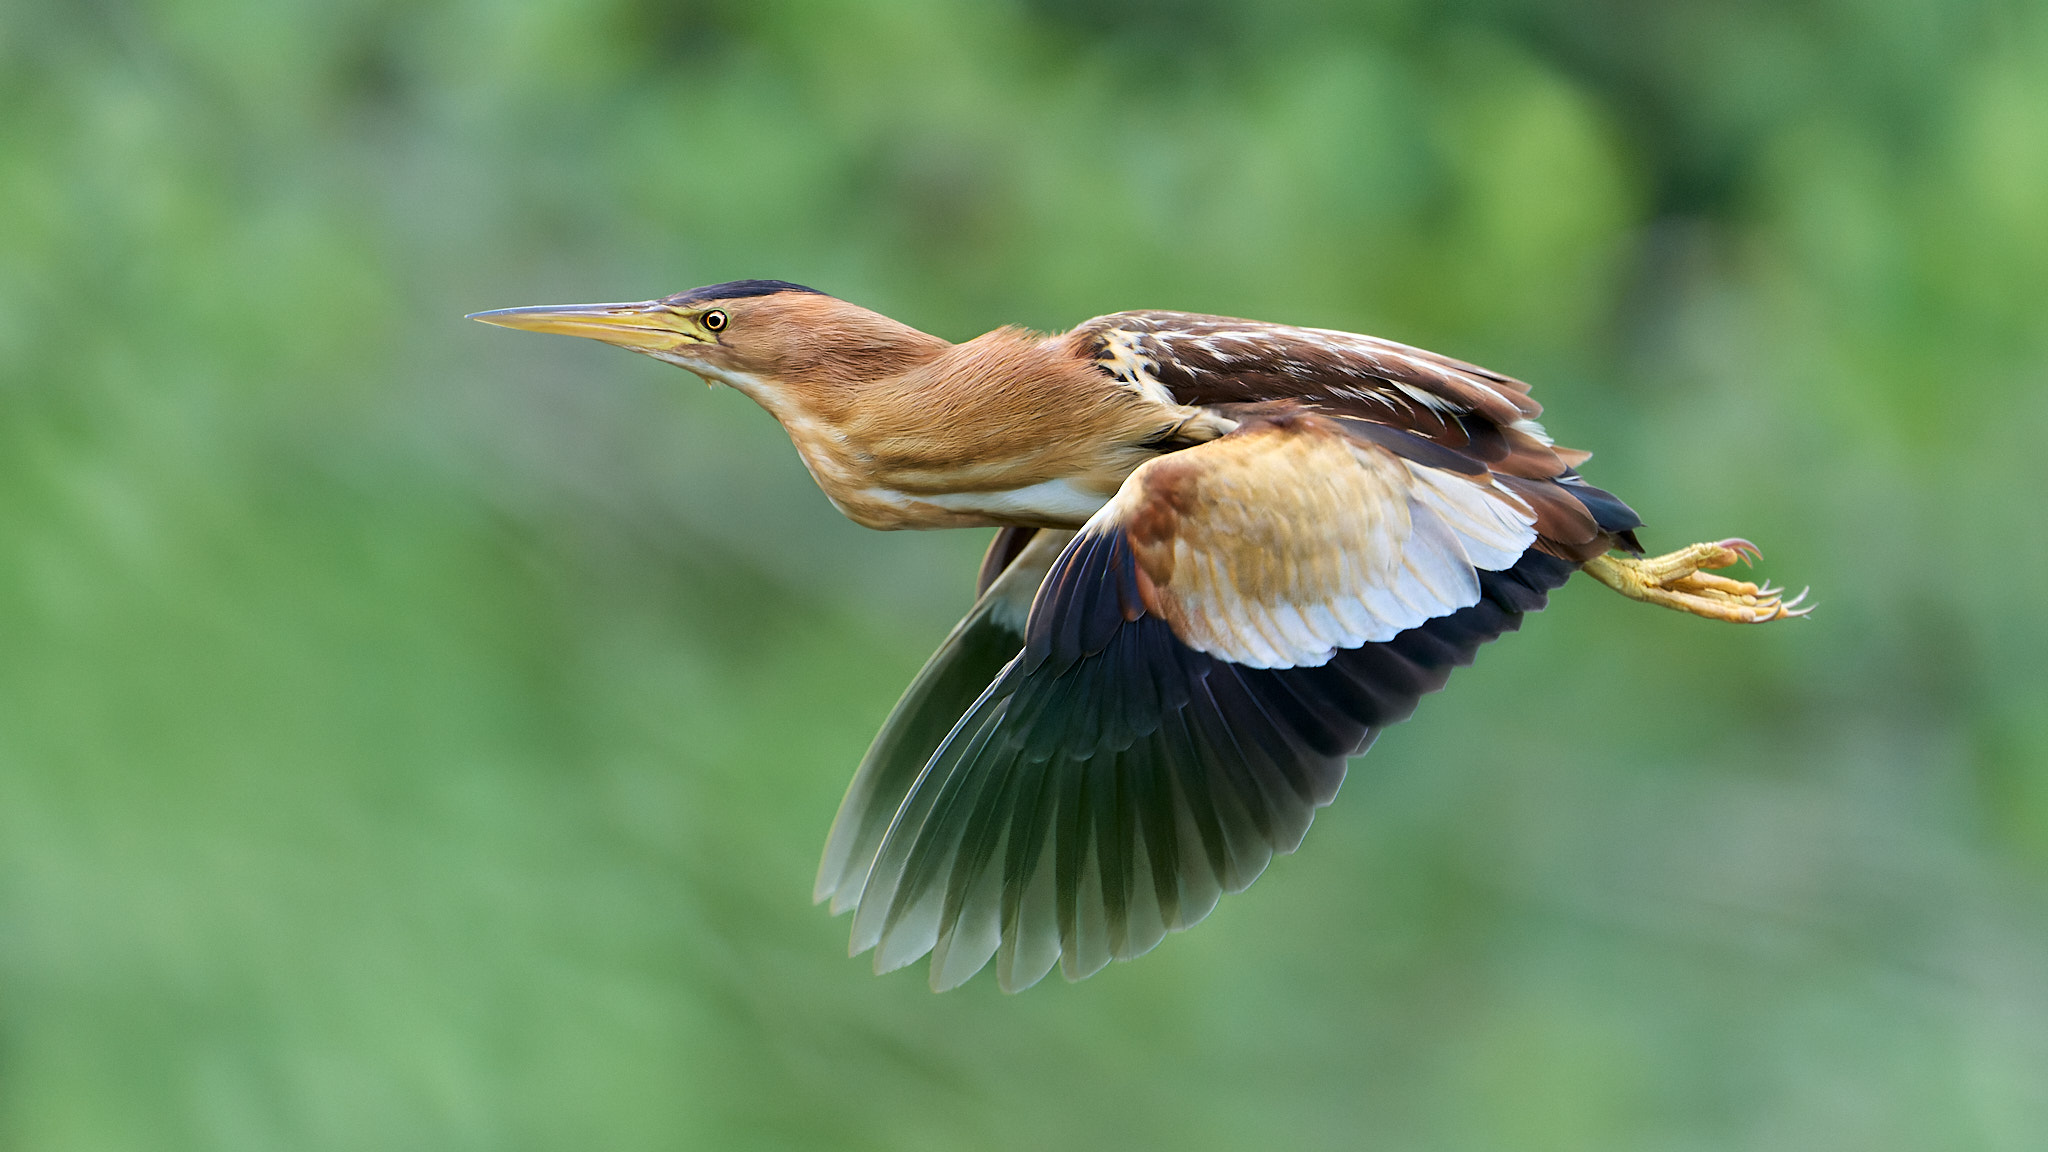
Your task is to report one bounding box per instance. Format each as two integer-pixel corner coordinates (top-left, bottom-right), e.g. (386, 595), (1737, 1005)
(465, 300), (710, 355)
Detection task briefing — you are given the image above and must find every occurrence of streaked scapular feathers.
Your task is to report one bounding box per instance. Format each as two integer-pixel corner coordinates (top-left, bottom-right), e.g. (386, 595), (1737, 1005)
(470, 280), (1807, 993)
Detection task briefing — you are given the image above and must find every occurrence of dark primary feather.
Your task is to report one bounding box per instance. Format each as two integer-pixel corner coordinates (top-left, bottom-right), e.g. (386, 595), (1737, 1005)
(840, 532), (1576, 991)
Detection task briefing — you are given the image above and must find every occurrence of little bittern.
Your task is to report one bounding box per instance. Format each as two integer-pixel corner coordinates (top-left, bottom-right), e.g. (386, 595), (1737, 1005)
(472, 280), (1806, 992)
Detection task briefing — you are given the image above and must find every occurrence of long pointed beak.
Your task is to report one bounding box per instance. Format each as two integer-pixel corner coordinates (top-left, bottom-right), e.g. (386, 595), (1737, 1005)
(466, 300), (701, 356)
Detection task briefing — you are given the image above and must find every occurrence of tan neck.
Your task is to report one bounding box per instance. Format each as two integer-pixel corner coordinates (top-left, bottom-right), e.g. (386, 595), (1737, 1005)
(780, 328), (1191, 529)
(748, 296), (954, 411)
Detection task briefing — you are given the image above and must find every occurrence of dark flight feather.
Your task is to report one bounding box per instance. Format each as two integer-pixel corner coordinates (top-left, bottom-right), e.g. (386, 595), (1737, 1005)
(841, 532), (1575, 991)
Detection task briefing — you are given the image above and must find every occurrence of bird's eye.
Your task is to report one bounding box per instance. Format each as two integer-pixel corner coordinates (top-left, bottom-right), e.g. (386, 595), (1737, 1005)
(701, 309), (728, 333)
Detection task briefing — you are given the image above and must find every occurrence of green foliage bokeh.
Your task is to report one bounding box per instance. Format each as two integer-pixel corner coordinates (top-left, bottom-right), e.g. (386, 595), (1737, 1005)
(2, 1), (2046, 1148)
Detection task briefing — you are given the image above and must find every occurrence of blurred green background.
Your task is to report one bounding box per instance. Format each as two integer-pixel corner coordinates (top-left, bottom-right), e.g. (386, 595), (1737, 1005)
(4, 0), (2047, 1148)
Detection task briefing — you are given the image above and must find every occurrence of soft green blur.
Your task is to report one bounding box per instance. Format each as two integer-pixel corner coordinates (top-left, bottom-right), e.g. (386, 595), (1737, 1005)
(3, 1), (2046, 1148)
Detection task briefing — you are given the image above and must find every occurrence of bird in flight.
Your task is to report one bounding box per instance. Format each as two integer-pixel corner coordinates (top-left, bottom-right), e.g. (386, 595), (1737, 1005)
(471, 280), (1806, 992)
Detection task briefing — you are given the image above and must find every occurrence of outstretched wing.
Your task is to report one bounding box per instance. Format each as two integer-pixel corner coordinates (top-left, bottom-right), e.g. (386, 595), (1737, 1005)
(829, 414), (1575, 991)
(1069, 310), (1643, 559)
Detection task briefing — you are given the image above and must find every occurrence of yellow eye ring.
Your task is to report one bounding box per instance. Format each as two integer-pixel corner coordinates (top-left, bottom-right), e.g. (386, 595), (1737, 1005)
(702, 309), (728, 333)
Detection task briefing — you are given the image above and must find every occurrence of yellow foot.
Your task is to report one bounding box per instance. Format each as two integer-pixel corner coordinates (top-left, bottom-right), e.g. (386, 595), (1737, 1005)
(1581, 538), (1810, 624)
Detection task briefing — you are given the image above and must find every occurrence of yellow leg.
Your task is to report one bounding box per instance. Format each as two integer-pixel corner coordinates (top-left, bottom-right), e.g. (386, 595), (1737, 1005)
(1581, 538), (1810, 624)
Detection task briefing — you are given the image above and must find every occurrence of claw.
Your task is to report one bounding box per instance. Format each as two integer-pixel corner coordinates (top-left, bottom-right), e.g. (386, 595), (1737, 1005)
(1749, 585), (1816, 621)
(1716, 538), (1761, 566)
